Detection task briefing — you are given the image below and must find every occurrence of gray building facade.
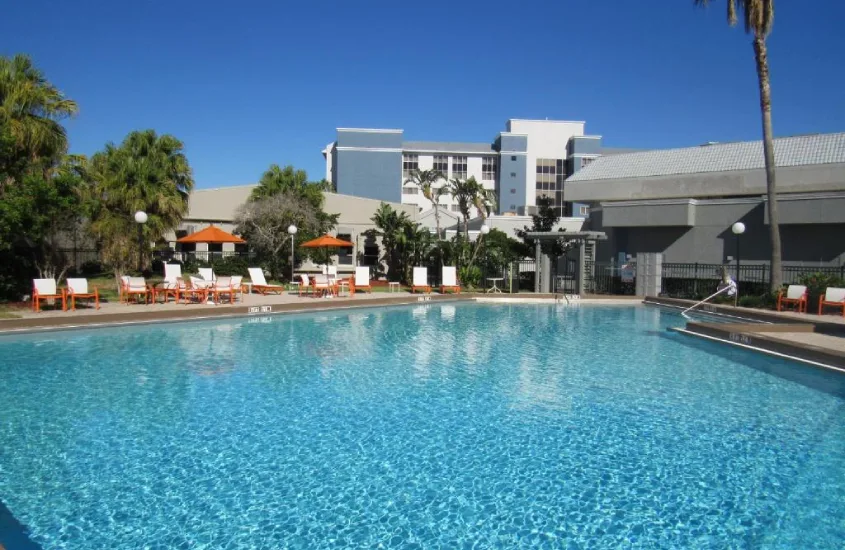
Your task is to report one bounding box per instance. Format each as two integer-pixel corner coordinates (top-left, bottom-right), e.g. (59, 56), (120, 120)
(566, 133), (845, 267)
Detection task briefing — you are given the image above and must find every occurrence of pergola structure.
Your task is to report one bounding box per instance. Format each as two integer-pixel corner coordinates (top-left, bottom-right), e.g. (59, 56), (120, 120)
(525, 231), (608, 294)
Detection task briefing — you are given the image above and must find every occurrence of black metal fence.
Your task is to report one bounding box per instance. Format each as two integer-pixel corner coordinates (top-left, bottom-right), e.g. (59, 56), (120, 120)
(588, 261), (845, 298)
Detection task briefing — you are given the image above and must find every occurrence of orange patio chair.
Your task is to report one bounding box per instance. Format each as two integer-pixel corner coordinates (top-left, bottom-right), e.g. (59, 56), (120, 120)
(818, 287), (845, 317)
(777, 285), (808, 313)
(66, 278), (99, 310)
(121, 276), (151, 304)
(32, 278), (66, 312)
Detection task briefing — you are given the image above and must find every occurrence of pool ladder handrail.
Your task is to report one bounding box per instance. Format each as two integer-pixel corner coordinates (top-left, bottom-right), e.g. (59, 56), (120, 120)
(681, 281), (735, 319)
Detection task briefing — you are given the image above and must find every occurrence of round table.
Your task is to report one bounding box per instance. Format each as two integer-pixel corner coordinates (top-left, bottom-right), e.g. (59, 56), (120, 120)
(486, 278), (504, 293)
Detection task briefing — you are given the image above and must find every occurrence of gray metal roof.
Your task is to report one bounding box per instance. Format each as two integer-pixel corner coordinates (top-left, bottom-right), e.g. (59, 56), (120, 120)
(402, 141), (496, 154)
(568, 132), (845, 182)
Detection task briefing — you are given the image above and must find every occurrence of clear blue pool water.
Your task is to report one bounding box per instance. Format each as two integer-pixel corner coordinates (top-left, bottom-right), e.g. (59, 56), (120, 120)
(1, 303), (844, 549)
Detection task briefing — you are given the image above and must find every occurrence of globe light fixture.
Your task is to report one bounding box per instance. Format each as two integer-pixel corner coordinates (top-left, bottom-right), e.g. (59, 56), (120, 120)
(134, 211), (148, 272)
(287, 225), (298, 284)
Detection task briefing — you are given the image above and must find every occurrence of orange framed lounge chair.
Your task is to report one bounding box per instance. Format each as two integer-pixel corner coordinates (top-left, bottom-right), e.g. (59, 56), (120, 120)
(32, 278), (66, 312)
(351, 267), (372, 296)
(818, 287), (845, 317)
(182, 277), (209, 304)
(298, 274), (312, 297)
(777, 285), (808, 313)
(311, 274), (335, 297)
(439, 266), (461, 294)
(412, 267), (431, 294)
(121, 276), (151, 304)
(155, 263), (185, 303)
(211, 276), (237, 305)
(66, 278), (99, 310)
(247, 267), (285, 295)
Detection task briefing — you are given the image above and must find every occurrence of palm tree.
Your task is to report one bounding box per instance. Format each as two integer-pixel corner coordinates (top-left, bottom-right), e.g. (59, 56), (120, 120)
(0, 54), (78, 187)
(87, 130), (195, 283)
(370, 202), (412, 281)
(446, 176), (479, 239)
(695, 0), (782, 290)
(405, 168), (447, 240)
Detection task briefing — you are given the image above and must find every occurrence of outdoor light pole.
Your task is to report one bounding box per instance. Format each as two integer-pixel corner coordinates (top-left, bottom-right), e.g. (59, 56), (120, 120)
(134, 211), (148, 273)
(480, 224), (490, 290)
(287, 224), (298, 283)
(731, 222), (746, 305)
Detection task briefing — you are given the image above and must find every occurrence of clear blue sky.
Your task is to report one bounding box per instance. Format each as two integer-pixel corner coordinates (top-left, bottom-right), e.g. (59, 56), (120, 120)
(3, 0), (844, 189)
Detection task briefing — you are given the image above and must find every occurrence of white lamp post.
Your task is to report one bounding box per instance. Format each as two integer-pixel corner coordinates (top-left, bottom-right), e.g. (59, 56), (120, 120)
(731, 222), (746, 304)
(134, 211), (148, 272)
(287, 224), (298, 283)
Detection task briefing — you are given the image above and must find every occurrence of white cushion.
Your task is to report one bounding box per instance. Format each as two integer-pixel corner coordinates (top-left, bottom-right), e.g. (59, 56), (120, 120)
(198, 268), (215, 281)
(313, 274), (330, 287)
(215, 276), (232, 289)
(355, 267), (370, 287)
(300, 274), (310, 286)
(164, 263), (182, 283)
(128, 277), (146, 291)
(33, 278), (57, 295)
(248, 267), (267, 286)
(824, 287), (845, 303)
(230, 276), (243, 287)
(413, 267), (428, 286)
(66, 278), (89, 294)
(786, 285), (807, 300)
(442, 266), (457, 287)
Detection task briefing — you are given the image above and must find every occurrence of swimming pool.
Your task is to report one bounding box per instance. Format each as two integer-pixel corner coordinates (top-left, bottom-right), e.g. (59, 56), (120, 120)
(1, 303), (843, 548)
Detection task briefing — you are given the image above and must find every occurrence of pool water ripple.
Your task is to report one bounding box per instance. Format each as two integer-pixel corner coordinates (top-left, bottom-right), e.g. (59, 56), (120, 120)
(0, 304), (843, 549)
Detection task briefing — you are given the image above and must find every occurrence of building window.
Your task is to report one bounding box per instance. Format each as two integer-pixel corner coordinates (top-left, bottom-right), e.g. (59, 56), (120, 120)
(363, 244), (379, 266)
(510, 188), (516, 194)
(511, 155), (517, 161)
(337, 233), (354, 265)
(402, 186), (419, 195)
(402, 154), (419, 178)
(433, 155), (448, 177)
(579, 205), (590, 216)
(510, 172), (516, 178)
(451, 204), (461, 212)
(451, 156), (467, 179)
(482, 156), (497, 181)
(535, 158), (567, 216)
(581, 157), (594, 169)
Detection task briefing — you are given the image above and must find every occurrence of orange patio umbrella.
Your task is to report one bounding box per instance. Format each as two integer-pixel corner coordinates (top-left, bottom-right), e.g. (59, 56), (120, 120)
(300, 234), (354, 248)
(177, 225), (246, 244)
(300, 234), (355, 266)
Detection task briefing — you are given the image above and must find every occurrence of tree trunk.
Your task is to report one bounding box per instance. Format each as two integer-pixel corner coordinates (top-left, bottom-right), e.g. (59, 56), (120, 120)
(754, 35), (782, 292)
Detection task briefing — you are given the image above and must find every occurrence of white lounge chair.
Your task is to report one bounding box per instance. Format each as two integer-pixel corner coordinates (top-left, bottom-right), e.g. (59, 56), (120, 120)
(156, 263), (185, 303)
(32, 278), (65, 312)
(412, 267), (430, 294)
(198, 267), (215, 282)
(353, 266), (371, 295)
(298, 274), (312, 297)
(211, 276), (236, 304)
(66, 278), (99, 310)
(121, 276), (150, 304)
(230, 275), (244, 301)
(312, 274), (335, 297)
(440, 266), (460, 294)
(818, 287), (845, 316)
(247, 267), (284, 295)
(777, 284), (808, 313)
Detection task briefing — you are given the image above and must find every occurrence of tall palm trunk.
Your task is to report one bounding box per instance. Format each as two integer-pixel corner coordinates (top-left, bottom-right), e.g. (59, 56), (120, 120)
(753, 34), (782, 291)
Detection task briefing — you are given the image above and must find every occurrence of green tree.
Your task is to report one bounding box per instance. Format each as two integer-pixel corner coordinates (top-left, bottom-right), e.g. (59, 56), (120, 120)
(0, 54), (78, 185)
(251, 164), (327, 208)
(235, 190), (337, 280)
(368, 202), (433, 283)
(405, 169), (448, 240)
(516, 195), (574, 258)
(87, 130), (194, 285)
(694, 0), (782, 290)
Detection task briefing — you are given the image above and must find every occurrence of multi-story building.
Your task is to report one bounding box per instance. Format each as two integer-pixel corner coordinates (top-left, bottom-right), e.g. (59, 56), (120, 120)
(322, 119), (631, 219)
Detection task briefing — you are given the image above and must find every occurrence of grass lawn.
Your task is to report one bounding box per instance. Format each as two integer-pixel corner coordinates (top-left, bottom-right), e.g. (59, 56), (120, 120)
(0, 306), (22, 319)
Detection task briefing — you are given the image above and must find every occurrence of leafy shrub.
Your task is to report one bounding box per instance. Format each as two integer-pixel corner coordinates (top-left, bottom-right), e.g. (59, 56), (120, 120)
(797, 272), (845, 311)
(212, 256), (250, 277)
(459, 265), (482, 289)
(79, 260), (105, 276)
(738, 295), (763, 308)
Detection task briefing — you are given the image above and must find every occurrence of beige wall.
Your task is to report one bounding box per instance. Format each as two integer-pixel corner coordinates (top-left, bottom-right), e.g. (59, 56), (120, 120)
(165, 186), (417, 274)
